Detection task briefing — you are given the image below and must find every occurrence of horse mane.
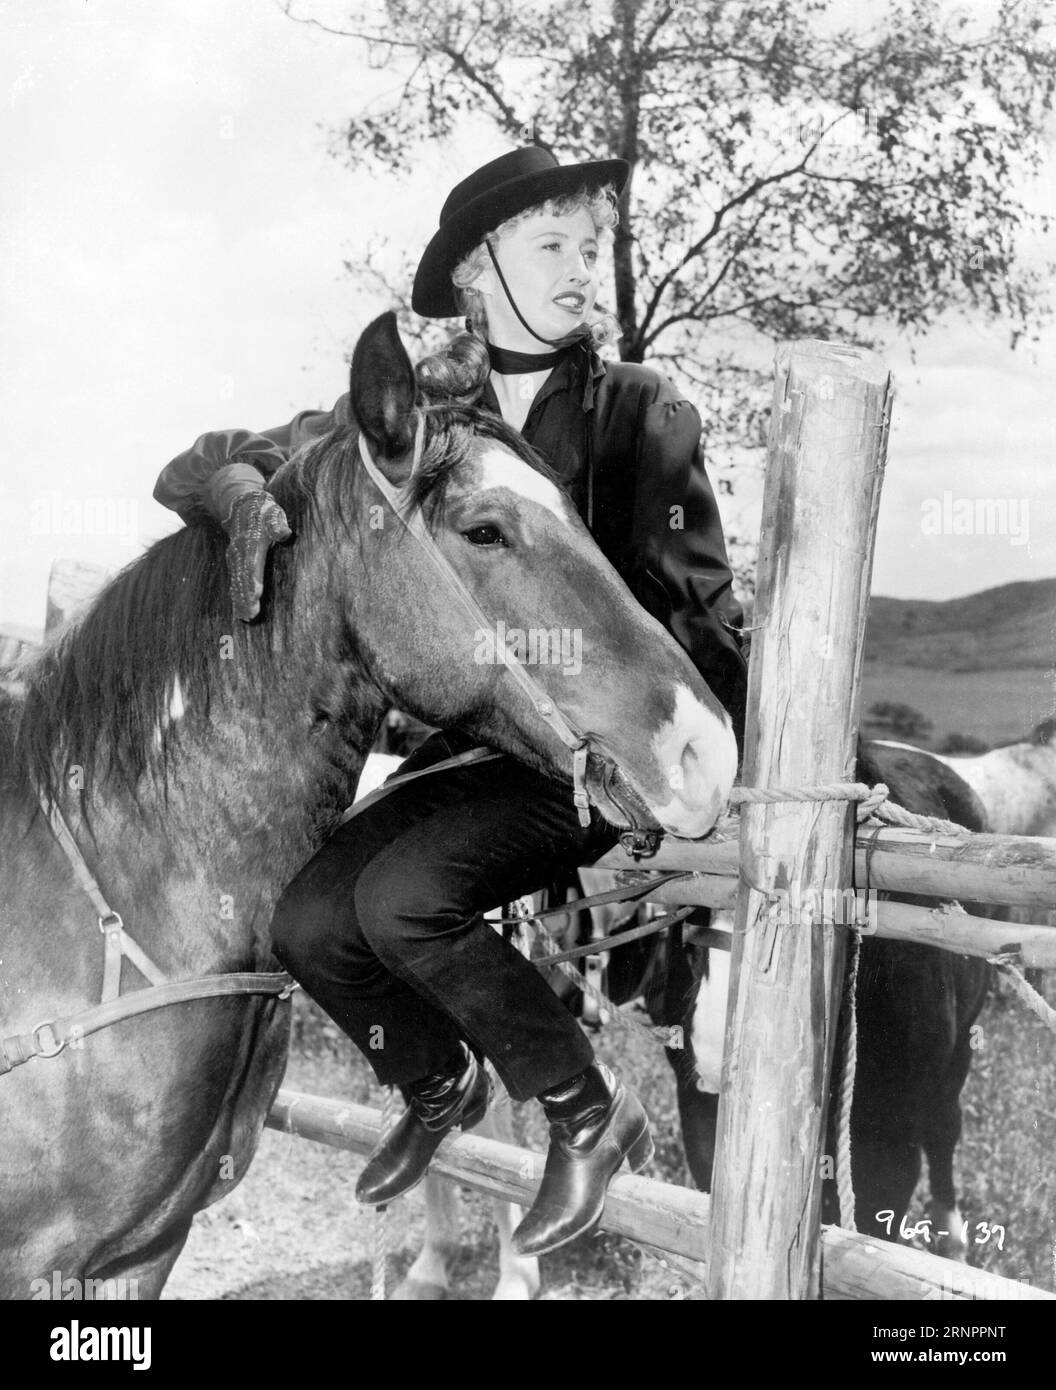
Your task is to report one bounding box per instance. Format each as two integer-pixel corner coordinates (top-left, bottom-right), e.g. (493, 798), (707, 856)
(10, 403), (553, 812)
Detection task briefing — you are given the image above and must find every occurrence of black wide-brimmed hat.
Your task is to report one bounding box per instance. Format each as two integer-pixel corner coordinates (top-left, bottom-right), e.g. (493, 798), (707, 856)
(411, 146), (629, 319)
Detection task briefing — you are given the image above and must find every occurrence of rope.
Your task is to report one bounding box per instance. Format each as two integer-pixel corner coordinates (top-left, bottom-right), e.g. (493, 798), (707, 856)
(370, 1085), (398, 1301)
(993, 962), (1056, 1033)
(834, 928), (861, 1232)
(727, 781), (970, 837)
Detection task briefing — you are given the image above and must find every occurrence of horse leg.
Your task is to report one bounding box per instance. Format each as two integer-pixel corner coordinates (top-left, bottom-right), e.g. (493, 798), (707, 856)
(676, 1082), (719, 1192)
(482, 1096), (540, 1301)
(851, 1135), (921, 1245)
(389, 1173), (460, 1300)
(86, 1218), (194, 1301)
(925, 1129), (970, 1262)
(665, 918), (731, 1191)
(923, 1043), (976, 1261)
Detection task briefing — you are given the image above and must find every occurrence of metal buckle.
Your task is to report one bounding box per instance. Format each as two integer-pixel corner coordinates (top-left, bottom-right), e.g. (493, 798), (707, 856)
(581, 953), (608, 1029)
(619, 828), (664, 860)
(98, 911), (124, 934)
(32, 1020), (67, 1059)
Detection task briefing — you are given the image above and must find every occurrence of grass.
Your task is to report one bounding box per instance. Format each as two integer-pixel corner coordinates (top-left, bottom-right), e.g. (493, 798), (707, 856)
(862, 663), (1055, 749)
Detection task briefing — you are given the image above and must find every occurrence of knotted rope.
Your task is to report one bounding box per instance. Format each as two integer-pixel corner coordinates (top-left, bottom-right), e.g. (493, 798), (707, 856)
(727, 781), (971, 837)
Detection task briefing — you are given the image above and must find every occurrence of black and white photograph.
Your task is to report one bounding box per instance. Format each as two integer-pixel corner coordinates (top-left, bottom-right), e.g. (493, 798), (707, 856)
(2, 0), (1055, 1342)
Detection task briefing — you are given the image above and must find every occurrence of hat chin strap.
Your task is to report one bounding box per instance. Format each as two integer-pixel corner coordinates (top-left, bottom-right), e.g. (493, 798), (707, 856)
(485, 239), (590, 350)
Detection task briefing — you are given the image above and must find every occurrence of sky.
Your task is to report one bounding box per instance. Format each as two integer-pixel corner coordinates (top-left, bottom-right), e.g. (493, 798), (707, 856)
(1, 0), (1054, 637)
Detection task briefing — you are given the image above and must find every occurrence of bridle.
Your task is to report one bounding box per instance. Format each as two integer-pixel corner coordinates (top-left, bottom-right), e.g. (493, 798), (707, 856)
(357, 414), (596, 827)
(357, 412), (665, 857)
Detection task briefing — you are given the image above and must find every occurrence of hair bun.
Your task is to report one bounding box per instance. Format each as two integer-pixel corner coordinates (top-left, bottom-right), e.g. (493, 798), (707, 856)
(415, 331), (490, 406)
(589, 308), (620, 348)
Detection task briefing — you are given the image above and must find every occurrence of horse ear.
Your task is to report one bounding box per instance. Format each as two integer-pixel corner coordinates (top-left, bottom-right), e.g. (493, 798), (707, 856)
(349, 311), (418, 476)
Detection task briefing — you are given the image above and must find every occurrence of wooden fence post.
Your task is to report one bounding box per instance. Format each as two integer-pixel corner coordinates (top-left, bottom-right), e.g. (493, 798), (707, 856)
(705, 340), (894, 1300)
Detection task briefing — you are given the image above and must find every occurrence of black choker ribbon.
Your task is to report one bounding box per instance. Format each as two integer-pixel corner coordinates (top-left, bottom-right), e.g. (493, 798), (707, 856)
(487, 342), (569, 375)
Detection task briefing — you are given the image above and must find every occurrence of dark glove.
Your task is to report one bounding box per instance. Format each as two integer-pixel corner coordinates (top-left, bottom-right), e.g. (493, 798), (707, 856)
(224, 490), (293, 622)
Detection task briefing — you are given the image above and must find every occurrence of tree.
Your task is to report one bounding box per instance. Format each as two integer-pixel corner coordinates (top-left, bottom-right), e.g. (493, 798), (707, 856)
(864, 700), (934, 741)
(937, 731), (989, 754)
(284, 0), (1055, 578)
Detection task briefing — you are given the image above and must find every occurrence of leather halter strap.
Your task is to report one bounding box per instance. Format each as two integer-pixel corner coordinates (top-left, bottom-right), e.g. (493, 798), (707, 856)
(0, 794), (294, 1077)
(356, 416), (592, 827)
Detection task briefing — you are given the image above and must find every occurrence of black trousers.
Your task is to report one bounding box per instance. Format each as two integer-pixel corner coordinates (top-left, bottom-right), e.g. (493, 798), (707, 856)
(271, 732), (620, 1101)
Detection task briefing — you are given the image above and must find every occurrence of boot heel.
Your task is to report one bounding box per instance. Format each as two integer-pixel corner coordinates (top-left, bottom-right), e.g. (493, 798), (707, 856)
(460, 1069), (491, 1132)
(461, 1095), (488, 1131)
(625, 1125), (654, 1173)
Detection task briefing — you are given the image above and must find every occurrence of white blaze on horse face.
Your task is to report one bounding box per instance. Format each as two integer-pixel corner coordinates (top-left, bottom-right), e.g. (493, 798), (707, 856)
(649, 683), (737, 837)
(691, 919), (733, 1094)
(475, 449), (570, 524)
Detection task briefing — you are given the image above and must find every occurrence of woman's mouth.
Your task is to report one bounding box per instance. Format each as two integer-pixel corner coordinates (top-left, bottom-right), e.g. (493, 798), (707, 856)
(552, 292), (586, 315)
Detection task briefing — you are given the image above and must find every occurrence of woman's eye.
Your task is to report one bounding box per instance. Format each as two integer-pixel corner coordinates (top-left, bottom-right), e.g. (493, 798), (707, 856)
(542, 241), (562, 252)
(462, 524), (507, 548)
(584, 250), (598, 265)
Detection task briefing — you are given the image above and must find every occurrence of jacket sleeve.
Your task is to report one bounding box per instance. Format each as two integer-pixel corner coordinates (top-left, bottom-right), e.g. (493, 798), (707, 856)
(631, 386), (749, 748)
(153, 396), (351, 524)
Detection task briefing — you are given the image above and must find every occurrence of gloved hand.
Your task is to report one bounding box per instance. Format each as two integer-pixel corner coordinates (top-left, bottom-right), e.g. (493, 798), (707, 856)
(224, 490), (293, 622)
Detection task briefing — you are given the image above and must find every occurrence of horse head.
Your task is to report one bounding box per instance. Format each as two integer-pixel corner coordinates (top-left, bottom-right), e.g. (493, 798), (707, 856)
(286, 312), (738, 840)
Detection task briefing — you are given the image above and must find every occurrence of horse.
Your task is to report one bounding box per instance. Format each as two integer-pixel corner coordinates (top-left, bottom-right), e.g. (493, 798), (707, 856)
(0, 310), (738, 1300)
(878, 721), (1056, 988)
(878, 720), (1056, 840)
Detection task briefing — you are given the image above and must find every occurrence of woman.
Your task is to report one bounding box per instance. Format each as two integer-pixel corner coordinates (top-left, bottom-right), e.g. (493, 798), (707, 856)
(154, 146), (747, 1257)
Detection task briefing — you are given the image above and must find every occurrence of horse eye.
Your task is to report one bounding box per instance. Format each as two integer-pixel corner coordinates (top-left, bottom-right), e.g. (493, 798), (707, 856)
(462, 525), (507, 548)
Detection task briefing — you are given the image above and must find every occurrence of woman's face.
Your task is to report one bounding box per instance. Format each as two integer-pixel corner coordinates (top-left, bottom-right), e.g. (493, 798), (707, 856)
(474, 205), (600, 349)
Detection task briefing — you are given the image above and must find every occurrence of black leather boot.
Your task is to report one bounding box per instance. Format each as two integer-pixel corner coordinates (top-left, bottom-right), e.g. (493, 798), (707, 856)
(510, 1062), (653, 1256)
(355, 1045), (490, 1206)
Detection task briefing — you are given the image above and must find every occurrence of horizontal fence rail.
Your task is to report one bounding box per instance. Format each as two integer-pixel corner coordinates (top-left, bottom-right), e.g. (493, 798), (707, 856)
(595, 826), (1056, 912)
(266, 1089), (1052, 1302)
(602, 874), (1056, 969)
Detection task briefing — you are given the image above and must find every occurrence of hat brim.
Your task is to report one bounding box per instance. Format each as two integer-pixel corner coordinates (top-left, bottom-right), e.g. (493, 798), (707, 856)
(411, 157), (629, 319)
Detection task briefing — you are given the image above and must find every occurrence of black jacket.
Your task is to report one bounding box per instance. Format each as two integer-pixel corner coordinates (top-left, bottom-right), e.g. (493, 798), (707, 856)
(153, 344), (748, 741)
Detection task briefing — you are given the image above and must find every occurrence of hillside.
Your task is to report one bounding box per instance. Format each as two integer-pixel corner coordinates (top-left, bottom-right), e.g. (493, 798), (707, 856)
(865, 578), (1056, 672)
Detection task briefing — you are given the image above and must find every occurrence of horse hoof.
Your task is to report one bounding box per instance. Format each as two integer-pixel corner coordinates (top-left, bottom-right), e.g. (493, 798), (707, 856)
(389, 1277), (448, 1300)
(492, 1276), (541, 1301)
